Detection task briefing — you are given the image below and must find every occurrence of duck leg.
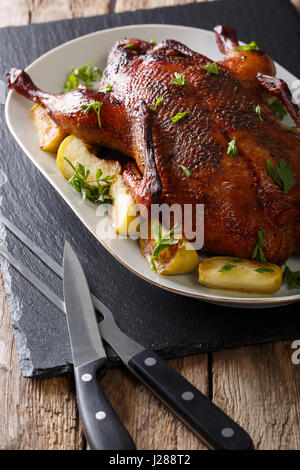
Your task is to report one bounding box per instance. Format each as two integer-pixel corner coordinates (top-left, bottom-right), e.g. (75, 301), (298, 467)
(6, 68), (130, 151)
(257, 73), (300, 128)
(214, 25), (276, 83)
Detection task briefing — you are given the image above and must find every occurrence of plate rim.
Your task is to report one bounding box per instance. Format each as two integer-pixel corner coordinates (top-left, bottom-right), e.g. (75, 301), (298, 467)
(5, 22), (300, 307)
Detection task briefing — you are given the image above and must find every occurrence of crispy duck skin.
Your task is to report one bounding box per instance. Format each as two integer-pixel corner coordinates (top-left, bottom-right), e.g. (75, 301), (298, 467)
(6, 27), (300, 264)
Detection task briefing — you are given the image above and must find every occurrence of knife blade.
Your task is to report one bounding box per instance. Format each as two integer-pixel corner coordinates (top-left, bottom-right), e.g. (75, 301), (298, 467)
(0, 237), (253, 450)
(62, 241), (135, 450)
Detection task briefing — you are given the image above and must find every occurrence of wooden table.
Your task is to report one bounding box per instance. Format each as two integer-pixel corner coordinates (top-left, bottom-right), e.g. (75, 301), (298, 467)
(0, 0), (300, 451)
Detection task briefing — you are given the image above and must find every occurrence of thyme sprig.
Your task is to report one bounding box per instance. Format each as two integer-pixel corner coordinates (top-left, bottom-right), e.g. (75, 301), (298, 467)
(64, 158), (115, 204)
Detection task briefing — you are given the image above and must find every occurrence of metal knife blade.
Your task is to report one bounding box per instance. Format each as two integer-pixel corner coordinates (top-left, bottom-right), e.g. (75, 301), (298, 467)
(63, 241), (106, 367)
(62, 241), (135, 450)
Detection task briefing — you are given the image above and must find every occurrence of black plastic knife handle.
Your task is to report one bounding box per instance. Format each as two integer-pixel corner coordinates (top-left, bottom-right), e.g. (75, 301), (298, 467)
(74, 358), (135, 450)
(128, 350), (253, 450)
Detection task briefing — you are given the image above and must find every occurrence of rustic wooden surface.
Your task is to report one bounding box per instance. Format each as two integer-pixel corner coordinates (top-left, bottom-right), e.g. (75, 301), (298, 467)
(0, 0), (299, 450)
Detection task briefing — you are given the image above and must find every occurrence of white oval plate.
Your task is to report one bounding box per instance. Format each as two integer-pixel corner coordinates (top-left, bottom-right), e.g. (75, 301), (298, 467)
(5, 24), (300, 308)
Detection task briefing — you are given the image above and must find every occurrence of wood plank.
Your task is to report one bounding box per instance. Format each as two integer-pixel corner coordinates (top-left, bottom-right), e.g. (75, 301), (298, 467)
(115, 0), (300, 14)
(30, 0), (110, 24)
(0, 271), (85, 449)
(101, 354), (209, 449)
(0, 0), (30, 27)
(115, 0), (196, 14)
(212, 342), (300, 450)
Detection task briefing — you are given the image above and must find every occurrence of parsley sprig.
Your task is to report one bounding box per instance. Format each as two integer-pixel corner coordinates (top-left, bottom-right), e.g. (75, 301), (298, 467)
(170, 72), (188, 86)
(171, 110), (190, 123)
(227, 136), (238, 157)
(64, 158), (115, 204)
(252, 230), (267, 263)
(282, 265), (300, 289)
(200, 62), (219, 75)
(234, 41), (259, 52)
(267, 159), (295, 194)
(150, 97), (163, 111)
(149, 36), (157, 45)
(80, 101), (103, 128)
(64, 62), (102, 91)
(150, 223), (180, 273)
(268, 98), (287, 121)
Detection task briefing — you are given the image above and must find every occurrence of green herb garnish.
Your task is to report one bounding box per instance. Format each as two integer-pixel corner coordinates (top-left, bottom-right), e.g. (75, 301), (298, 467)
(149, 36), (157, 45)
(150, 96), (163, 111)
(180, 165), (193, 177)
(80, 101), (103, 128)
(171, 110), (190, 123)
(100, 83), (113, 94)
(124, 43), (134, 48)
(230, 258), (243, 263)
(170, 72), (188, 86)
(150, 223), (180, 273)
(64, 158), (114, 204)
(282, 265), (300, 289)
(234, 41), (259, 52)
(268, 98), (287, 121)
(254, 104), (263, 121)
(219, 262), (237, 273)
(255, 267), (274, 274)
(64, 62), (102, 91)
(252, 230), (267, 263)
(200, 62), (219, 75)
(227, 136), (238, 157)
(267, 159), (295, 194)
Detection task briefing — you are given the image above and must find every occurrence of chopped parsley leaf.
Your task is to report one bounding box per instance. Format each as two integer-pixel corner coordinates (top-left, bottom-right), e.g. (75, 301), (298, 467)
(180, 165), (193, 177)
(267, 159), (295, 194)
(171, 110), (190, 123)
(170, 72), (188, 86)
(219, 262), (237, 273)
(80, 101), (103, 128)
(200, 62), (219, 75)
(227, 136), (238, 157)
(234, 41), (259, 51)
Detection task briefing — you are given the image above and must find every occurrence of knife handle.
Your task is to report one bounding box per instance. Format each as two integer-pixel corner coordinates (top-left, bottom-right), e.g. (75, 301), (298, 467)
(128, 350), (253, 450)
(74, 358), (135, 450)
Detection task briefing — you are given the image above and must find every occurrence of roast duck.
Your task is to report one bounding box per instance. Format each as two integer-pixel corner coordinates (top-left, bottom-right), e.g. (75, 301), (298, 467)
(6, 26), (300, 264)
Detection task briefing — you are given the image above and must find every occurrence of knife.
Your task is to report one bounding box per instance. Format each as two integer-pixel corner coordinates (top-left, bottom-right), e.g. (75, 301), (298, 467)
(62, 241), (135, 450)
(0, 232), (253, 450)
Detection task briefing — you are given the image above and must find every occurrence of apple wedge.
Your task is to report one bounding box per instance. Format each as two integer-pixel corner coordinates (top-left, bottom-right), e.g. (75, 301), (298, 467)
(57, 135), (121, 182)
(198, 256), (282, 294)
(30, 103), (67, 153)
(110, 175), (139, 236)
(140, 222), (200, 275)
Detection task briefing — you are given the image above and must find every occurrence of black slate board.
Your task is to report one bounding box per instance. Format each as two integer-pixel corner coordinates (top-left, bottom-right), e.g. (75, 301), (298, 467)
(1, 0), (300, 378)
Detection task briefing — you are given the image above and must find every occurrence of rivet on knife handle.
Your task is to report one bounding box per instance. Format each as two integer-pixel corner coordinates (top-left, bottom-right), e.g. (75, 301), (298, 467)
(128, 349), (253, 450)
(74, 358), (135, 450)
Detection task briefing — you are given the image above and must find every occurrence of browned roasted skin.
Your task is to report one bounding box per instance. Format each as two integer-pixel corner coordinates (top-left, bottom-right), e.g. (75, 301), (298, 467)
(6, 29), (300, 264)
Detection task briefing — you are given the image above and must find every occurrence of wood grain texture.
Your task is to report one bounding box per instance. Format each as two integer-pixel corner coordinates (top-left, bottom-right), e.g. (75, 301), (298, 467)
(0, 0), (299, 451)
(0, 0), (31, 27)
(0, 271), (84, 450)
(115, 0), (198, 14)
(212, 342), (300, 450)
